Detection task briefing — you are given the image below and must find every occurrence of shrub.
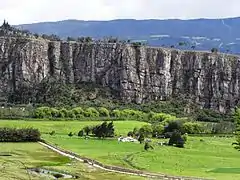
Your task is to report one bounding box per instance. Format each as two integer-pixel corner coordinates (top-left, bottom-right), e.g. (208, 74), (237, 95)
(50, 108), (59, 118)
(127, 131), (134, 137)
(168, 130), (185, 148)
(139, 125), (153, 137)
(49, 131), (55, 136)
(0, 128), (40, 142)
(164, 120), (184, 134)
(68, 132), (73, 137)
(34, 107), (52, 118)
(148, 112), (176, 123)
(138, 134), (145, 144)
(133, 127), (139, 136)
(111, 109), (121, 118)
(144, 142), (154, 151)
(78, 130), (84, 137)
(72, 107), (84, 118)
(152, 124), (164, 137)
(83, 126), (92, 135)
(182, 122), (203, 134)
(59, 108), (68, 118)
(98, 107), (110, 117)
(67, 110), (76, 118)
(84, 107), (99, 118)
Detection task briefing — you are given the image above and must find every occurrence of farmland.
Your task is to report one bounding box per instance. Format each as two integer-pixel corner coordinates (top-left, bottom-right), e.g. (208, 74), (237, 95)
(0, 120), (148, 136)
(43, 135), (240, 180)
(0, 143), (144, 180)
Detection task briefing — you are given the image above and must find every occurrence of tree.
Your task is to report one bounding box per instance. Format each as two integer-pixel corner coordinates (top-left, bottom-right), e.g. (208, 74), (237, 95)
(92, 121), (115, 139)
(164, 120), (184, 134)
(106, 121), (114, 137)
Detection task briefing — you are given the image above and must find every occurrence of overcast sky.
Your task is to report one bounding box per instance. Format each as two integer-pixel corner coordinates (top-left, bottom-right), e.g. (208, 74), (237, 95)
(0, 0), (239, 25)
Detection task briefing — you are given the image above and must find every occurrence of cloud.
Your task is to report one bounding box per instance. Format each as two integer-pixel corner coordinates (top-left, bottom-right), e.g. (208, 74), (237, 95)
(0, 0), (239, 24)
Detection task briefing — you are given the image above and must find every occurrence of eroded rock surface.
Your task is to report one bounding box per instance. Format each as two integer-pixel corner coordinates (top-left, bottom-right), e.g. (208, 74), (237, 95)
(0, 37), (239, 112)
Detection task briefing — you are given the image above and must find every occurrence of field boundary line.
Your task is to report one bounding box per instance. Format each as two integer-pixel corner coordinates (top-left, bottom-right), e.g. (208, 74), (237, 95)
(39, 141), (210, 180)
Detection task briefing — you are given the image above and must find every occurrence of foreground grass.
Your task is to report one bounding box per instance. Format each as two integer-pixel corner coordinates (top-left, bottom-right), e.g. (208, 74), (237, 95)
(44, 135), (240, 180)
(0, 143), (144, 180)
(0, 120), (148, 136)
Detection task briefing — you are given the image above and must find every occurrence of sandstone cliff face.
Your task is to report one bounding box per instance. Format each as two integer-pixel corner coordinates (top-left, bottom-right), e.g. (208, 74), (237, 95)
(0, 37), (239, 112)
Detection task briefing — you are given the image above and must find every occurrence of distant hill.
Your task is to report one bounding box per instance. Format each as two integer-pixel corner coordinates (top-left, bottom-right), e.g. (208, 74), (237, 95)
(15, 18), (240, 54)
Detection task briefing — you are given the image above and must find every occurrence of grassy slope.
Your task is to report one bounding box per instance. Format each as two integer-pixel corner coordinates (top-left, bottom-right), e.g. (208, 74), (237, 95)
(44, 135), (240, 180)
(0, 143), (144, 180)
(0, 120), (148, 136)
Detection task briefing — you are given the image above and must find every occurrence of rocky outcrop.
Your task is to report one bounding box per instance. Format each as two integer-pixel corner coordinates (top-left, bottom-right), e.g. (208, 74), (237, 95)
(0, 37), (239, 112)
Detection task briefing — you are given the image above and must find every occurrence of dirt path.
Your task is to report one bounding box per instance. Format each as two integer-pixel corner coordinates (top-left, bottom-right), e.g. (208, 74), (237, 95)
(39, 141), (209, 180)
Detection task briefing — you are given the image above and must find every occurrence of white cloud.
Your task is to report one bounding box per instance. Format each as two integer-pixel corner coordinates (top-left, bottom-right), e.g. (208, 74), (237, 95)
(0, 0), (239, 25)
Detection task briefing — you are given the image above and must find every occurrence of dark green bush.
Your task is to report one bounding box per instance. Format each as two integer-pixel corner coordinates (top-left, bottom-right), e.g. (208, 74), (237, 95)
(0, 128), (40, 142)
(68, 132), (73, 137)
(168, 130), (185, 148)
(78, 130), (84, 137)
(127, 131), (134, 137)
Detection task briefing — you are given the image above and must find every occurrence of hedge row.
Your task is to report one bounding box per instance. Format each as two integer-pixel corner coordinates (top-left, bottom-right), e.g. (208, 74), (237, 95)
(0, 128), (41, 142)
(33, 106), (177, 122)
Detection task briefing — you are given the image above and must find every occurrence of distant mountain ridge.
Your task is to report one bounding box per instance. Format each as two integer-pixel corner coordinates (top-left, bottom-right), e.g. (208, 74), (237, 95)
(15, 17), (240, 54)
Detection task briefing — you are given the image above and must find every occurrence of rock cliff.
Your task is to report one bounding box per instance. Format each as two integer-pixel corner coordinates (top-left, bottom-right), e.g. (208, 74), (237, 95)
(0, 37), (239, 112)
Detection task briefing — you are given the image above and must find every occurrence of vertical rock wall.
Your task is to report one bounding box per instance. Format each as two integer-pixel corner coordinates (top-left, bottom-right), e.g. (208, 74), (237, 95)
(0, 37), (239, 112)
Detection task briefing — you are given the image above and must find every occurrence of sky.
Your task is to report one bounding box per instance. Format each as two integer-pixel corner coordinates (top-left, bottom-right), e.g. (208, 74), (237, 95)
(0, 0), (239, 25)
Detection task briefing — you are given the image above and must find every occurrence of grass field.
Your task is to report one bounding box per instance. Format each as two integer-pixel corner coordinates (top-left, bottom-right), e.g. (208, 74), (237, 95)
(0, 143), (144, 180)
(0, 120), (148, 136)
(44, 135), (240, 180)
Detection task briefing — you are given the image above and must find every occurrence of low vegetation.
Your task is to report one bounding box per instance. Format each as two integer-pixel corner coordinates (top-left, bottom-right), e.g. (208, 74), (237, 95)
(0, 128), (40, 142)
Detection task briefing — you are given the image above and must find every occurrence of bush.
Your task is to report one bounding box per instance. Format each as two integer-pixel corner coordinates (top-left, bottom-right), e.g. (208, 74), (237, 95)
(144, 142), (154, 151)
(168, 130), (185, 148)
(0, 128), (41, 142)
(152, 124), (164, 137)
(182, 122), (203, 134)
(133, 127), (139, 136)
(84, 107), (99, 118)
(83, 126), (92, 135)
(138, 134), (145, 144)
(111, 109), (121, 118)
(139, 125), (153, 137)
(99, 107), (110, 117)
(59, 108), (68, 118)
(148, 112), (176, 123)
(49, 131), (55, 136)
(78, 130), (84, 137)
(72, 107), (84, 118)
(127, 131), (134, 137)
(164, 120), (184, 134)
(68, 132), (73, 137)
(34, 107), (52, 118)
(50, 108), (59, 118)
